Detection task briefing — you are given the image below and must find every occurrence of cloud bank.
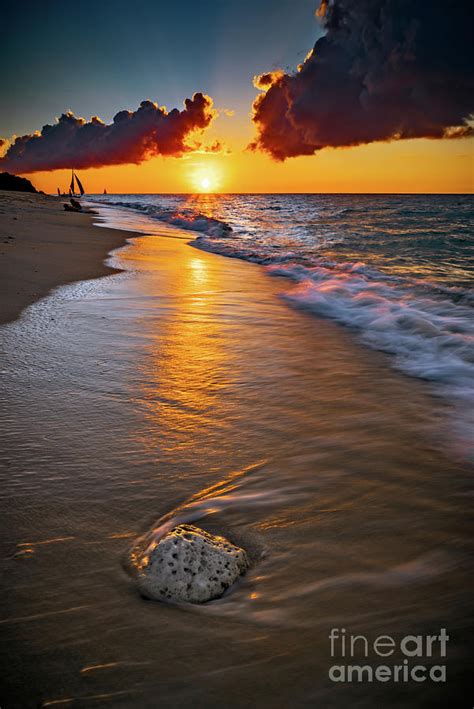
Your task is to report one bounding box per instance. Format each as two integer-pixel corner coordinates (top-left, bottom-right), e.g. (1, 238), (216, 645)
(1, 93), (216, 173)
(251, 0), (474, 160)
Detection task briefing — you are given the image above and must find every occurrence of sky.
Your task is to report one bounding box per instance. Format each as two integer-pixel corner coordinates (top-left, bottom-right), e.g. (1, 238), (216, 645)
(0, 0), (473, 193)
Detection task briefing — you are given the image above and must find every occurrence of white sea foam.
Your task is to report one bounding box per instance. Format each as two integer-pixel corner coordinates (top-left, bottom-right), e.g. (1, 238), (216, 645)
(95, 199), (233, 238)
(267, 260), (474, 458)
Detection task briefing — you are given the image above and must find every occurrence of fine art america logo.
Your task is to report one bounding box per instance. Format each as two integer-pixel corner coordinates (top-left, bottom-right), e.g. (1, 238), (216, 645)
(328, 628), (449, 683)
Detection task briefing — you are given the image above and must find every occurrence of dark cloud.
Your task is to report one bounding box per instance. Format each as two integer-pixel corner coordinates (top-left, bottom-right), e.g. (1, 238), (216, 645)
(1, 94), (216, 173)
(251, 0), (474, 160)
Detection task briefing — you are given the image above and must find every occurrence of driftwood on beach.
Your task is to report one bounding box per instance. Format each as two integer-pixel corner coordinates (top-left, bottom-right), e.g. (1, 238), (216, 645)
(63, 198), (97, 214)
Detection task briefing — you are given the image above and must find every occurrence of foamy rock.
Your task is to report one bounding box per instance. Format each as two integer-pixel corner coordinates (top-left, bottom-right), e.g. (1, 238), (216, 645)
(135, 524), (249, 603)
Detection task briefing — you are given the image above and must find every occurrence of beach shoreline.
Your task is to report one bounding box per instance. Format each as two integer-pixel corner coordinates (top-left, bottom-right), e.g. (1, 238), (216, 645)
(0, 196), (472, 707)
(0, 191), (138, 325)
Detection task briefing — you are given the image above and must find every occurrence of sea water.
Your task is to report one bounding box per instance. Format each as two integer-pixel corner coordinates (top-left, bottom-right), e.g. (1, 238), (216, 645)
(91, 193), (474, 460)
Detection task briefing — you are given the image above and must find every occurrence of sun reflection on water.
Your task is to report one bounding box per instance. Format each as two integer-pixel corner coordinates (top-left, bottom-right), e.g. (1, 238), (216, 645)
(135, 241), (233, 457)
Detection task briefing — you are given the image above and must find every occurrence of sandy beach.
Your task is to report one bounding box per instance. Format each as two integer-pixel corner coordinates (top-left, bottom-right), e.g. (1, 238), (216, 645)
(0, 192), (132, 325)
(0, 197), (472, 707)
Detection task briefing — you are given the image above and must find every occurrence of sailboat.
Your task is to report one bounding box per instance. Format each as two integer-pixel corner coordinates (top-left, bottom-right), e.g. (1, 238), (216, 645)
(69, 169), (85, 198)
(103, 188), (107, 195)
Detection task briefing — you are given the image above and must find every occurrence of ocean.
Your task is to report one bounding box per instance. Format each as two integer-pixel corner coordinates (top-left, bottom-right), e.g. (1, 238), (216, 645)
(91, 193), (474, 461)
(1, 193), (472, 706)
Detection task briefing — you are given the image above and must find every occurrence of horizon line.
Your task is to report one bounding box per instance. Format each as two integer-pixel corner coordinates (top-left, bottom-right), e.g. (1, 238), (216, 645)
(58, 191), (474, 196)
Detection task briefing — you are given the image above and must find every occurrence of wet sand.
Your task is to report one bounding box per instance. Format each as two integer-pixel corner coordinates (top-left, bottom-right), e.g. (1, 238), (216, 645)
(0, 192), (132, 325)
(0, 212), (473, 707)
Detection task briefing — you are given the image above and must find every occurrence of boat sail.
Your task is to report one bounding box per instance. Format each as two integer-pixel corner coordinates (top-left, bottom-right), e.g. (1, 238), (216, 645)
(75, 173), (85, 196)
(69, 170), (85, 197)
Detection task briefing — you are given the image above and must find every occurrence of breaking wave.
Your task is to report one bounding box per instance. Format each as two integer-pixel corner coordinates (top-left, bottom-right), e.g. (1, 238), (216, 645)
(271, 262), (474, 438)
(92, 199), (233, 238)
(196, 238), (474, 457)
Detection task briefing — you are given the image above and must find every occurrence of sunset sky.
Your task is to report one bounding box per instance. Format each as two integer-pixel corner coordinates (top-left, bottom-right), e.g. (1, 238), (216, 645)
(1, 0), (472, 193)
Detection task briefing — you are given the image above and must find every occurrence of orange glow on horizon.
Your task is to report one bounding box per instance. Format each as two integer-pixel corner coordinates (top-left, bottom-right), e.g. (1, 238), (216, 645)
(22, 119), (473, 195)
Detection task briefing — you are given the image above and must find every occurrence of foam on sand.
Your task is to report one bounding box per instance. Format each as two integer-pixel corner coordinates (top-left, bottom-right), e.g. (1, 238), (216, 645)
(268, 260), (474, 458)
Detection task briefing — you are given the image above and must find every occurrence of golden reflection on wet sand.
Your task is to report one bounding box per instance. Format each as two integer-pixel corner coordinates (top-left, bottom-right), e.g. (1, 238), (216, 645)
(129, 236), (234, 458)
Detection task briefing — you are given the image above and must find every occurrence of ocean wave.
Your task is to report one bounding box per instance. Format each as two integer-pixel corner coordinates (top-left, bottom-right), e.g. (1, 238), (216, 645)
(269, 260), (474, 457)
(192, 235), (300, 265)
(268, 261), (473, 381)
(193, 233), (474, 455)
(91, 199), (233, 238)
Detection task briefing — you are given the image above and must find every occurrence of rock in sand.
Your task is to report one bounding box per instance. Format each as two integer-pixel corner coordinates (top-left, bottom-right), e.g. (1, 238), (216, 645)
(134, 524), (249, 603)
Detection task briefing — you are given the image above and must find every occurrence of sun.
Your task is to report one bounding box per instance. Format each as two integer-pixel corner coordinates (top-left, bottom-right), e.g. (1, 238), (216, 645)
(190, 163), (222, 193)
(197, 173), (214, 192)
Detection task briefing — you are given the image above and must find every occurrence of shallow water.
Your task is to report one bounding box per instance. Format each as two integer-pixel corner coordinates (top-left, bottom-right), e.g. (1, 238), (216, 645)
(90, 194), (474, 462)
(0, 216), (473, 707)
(90, 194), (474, 288)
